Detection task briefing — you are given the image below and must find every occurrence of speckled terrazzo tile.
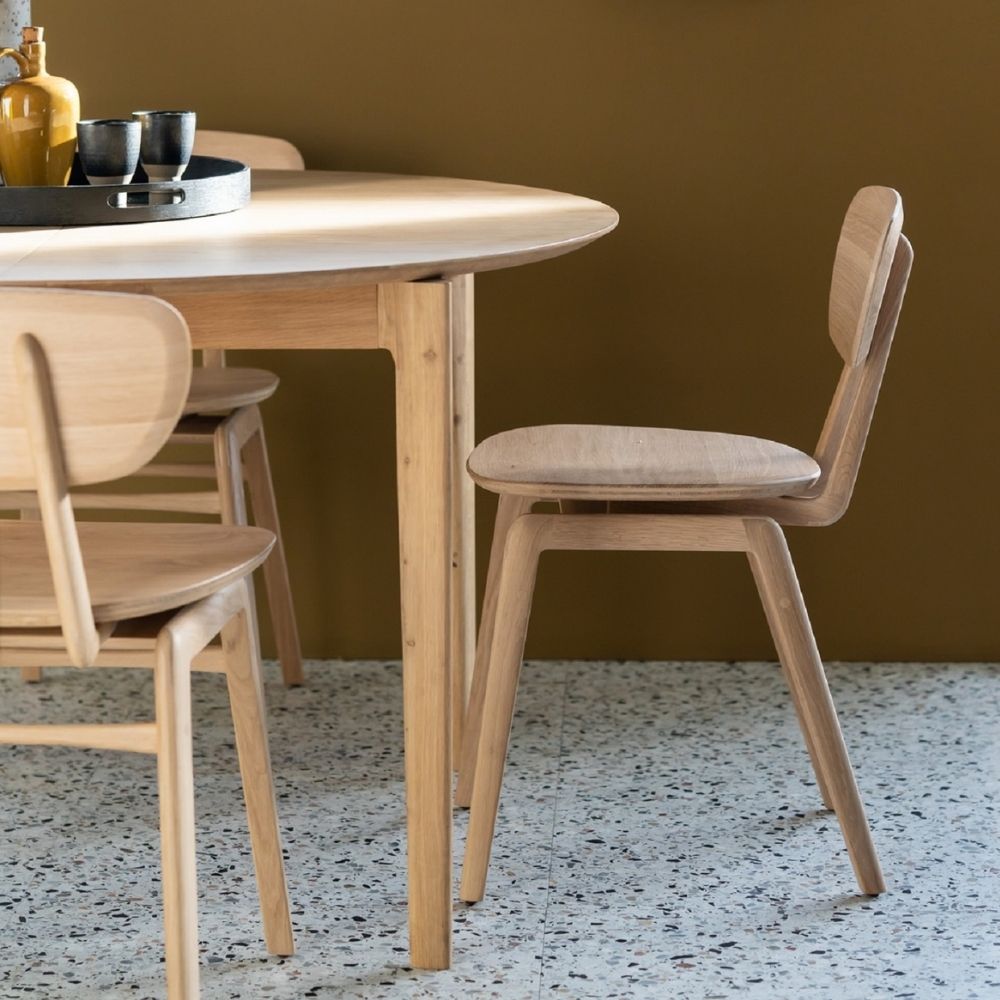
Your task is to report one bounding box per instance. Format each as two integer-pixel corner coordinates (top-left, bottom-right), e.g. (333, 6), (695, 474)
(0, 661), (559, 998)
(530, 661), (1000, 999)
(1, 659), (997, 999)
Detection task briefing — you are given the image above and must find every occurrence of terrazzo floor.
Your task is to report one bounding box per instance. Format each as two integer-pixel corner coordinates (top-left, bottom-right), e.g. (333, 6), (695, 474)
(0, 659), (997, 999)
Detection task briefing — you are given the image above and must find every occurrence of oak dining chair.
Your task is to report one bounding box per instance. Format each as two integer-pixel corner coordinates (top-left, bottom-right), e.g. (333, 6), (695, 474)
(13, 131), (306, 688)
(457, 187), (912, 907)
(0, 288), (294, 999)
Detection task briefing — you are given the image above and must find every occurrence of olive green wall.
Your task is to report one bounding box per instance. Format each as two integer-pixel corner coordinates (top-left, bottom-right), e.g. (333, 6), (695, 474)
(35, 1), (999, 660)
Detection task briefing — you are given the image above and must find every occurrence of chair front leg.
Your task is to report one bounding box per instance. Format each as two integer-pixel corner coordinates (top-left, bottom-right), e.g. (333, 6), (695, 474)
(460, 509), (547, 903)
(455, 492), (536, 807)
(154, 628), (201, 999)
(744, 517), (885, 895)
(221, 579), (295, 956)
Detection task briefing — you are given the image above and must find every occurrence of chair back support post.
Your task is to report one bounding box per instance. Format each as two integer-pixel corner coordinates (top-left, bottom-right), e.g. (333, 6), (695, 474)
(14, 333), (100, 666)
(801, 234), (913, 525)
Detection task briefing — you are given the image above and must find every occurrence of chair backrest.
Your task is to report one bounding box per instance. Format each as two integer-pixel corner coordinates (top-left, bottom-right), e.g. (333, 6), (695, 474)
(0, 290), (192, 489)
(806, 231), (912, 518)
(0, 288), (192, 664)
(192, 130), (305, 170)
(767, 190), (911, 528)
(828, 186), (903, 366)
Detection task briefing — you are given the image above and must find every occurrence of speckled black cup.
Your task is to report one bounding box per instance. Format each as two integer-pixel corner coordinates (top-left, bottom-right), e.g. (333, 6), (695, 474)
(132, 110), (196, 182)
(76, 119), (141, 185)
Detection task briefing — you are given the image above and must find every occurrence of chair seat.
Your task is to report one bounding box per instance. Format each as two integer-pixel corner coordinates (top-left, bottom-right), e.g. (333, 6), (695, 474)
(468, 424), (821, 501)
(182, 367), (280, 416)
(0, 522), (274, 628)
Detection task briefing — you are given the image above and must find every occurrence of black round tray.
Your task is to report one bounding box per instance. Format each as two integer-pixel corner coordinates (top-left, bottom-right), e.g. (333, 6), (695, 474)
(0, 155), (250, 226)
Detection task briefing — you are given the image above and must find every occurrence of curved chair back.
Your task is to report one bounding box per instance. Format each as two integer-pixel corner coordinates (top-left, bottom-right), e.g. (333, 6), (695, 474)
(805, 234), (912, 521)
(0, 289), (192, 489)
(193, 130), (305, 170)
(703, 192), (913, 528)
(0, 289), (192, 665)
(829, 186), (903, 366)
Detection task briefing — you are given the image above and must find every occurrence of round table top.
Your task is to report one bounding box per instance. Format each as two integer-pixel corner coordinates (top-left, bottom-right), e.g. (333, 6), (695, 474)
(0, 171), (618, 290)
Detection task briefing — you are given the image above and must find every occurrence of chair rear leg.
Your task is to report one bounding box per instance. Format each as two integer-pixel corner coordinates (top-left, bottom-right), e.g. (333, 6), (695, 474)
(460, 512), (545, 903)
(214, 418), (266, 669)
(19, 508), (43, 683)
(745, 518), (885, 895)
(241, 408), (304, 687)
(456, 493), (536, 807)
(154, 633), (200, 999)
(222, 582), (295, 956)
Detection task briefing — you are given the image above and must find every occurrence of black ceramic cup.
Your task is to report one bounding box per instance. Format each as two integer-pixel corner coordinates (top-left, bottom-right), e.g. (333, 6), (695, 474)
(132, 110), (196, 181)
(76, 119), (141, 185)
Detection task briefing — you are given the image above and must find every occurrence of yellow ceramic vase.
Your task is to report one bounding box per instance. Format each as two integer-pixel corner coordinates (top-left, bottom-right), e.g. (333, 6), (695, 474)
(0, 26), (79, 186)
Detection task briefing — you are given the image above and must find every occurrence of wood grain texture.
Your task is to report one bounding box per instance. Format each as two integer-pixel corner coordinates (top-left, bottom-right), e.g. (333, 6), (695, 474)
(0, 288), (191, 490)
(154, 625), (200, 1000)
(0, 169), (616, 974)
(11, 333), (100, 665)
(607, 235), (913, 528)
(829, 186), (902, 366)
(0, 171), (618, 290)
(64, 490), (223, 514)
(459, 512), (885, 902)
(0, 722), (158, 753)
(0, 521), (274, 626)
(379, 280), (454, 970)
(1, 585), (298, 996)
(468, 424), (820, 501)
(241, 406), (304, 686)
(144, 283), (380, 350)
(455, 492), (536, 808)
(744, 518), (884, 893)
(460, 191), (906, 908)
(182, 366), (279, 415)
(449, 273), (476, 761)
(221, 581), (296, 954)
(460, 513), (546, 902)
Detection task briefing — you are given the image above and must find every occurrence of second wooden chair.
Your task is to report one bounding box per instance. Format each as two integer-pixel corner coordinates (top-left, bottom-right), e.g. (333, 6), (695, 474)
(458, 187), (913, 908)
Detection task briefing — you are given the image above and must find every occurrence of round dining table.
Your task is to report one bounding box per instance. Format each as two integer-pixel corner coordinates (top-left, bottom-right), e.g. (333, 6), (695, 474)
(0, 169), (618, 969)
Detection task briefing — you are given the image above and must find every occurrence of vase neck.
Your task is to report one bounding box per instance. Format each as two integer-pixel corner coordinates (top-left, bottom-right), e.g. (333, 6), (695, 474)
(21, 41), (46, 76)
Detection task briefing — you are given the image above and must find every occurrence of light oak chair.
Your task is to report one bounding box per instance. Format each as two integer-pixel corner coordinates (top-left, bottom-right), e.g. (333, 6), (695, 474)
(0, 288), (294, 998)
(458, 187), (912, 906)
(13, 131), (306, 688)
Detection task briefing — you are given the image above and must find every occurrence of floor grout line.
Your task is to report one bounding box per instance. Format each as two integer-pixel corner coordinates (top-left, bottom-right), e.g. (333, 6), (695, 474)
(535, 661), (571, 1000)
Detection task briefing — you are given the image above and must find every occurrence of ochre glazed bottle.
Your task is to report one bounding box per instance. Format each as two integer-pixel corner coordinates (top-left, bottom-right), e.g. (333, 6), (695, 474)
(0, 26), (79, 186)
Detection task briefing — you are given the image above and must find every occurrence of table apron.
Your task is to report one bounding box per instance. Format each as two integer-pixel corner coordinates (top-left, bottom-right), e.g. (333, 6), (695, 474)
(14, 280), (382, 351)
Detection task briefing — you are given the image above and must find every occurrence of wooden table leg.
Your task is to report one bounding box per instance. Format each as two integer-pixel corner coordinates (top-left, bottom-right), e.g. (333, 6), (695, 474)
(379, 280), (454, 970)
(449, 274), (476, 762)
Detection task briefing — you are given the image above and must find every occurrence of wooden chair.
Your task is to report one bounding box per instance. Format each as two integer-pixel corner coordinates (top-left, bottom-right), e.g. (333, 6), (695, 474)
(0, 288), (294, 998)
(457, 187), (912, 906)
(12, 131), (306, 688)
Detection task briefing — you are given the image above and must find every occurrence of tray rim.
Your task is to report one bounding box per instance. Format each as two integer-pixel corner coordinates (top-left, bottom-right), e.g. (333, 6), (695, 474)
(0, 154), (248, 192)
(0, 155), (251, 227)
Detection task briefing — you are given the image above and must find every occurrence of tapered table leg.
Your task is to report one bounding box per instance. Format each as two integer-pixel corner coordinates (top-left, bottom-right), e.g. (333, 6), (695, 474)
(449, 274), (476, 761)
(379, 280), (454, 970)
